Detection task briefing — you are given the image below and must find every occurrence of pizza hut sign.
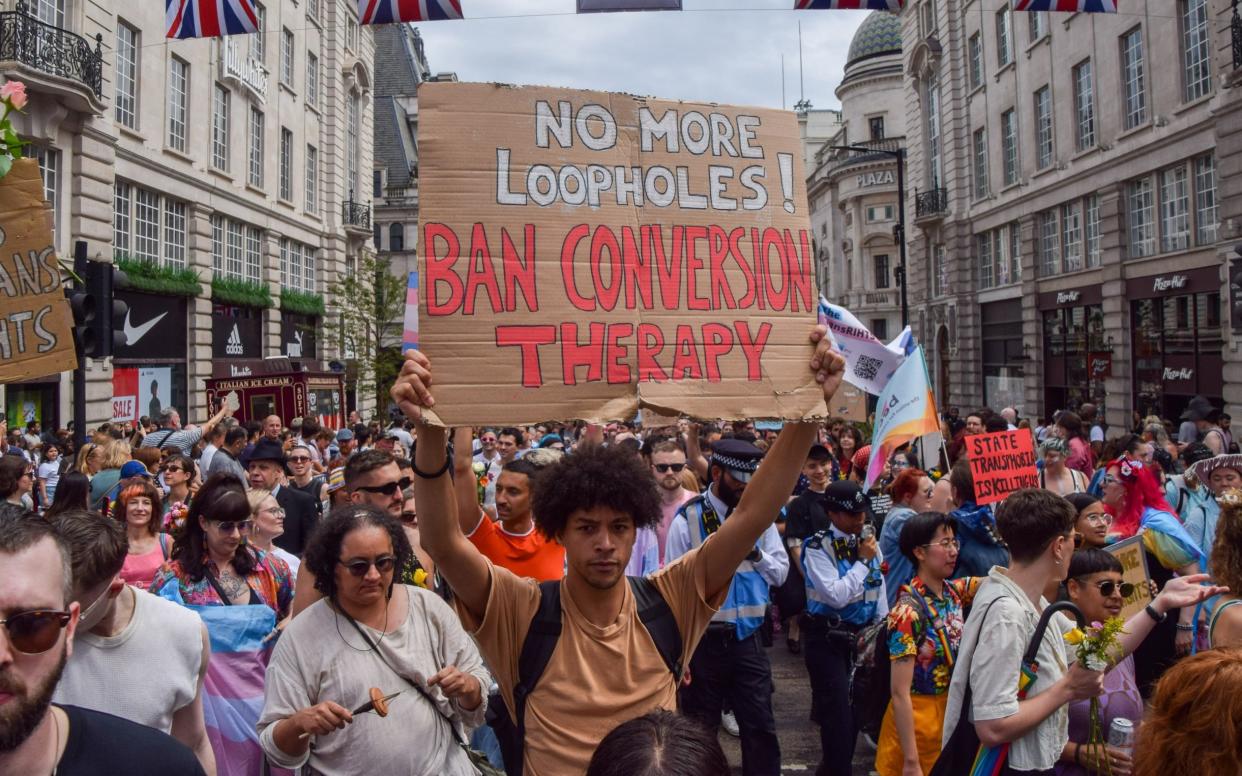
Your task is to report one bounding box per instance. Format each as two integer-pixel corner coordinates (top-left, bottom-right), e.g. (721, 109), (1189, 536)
(1056, 291), (1080, 305)
(1153, 275), (1187, 293)
(1163, 367), (1193, 382)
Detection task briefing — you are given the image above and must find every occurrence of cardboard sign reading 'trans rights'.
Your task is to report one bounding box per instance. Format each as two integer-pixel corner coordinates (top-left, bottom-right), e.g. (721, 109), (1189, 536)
(0, 159), (76, 382)
(416, 82), (823, 425)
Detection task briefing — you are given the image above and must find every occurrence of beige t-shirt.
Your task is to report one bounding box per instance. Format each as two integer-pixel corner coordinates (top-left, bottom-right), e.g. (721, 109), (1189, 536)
(459, 542), (725, 776)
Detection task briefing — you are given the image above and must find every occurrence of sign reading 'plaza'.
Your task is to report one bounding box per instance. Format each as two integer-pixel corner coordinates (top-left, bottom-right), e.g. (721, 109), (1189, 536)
(856, 170), (895, 188)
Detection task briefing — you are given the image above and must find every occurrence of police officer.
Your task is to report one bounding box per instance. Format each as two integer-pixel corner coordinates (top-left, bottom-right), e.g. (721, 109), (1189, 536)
(666, 438), (788, 776)
(801, 480), (888, 776)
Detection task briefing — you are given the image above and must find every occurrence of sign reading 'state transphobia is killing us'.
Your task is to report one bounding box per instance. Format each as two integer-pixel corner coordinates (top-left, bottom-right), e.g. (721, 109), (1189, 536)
(415, 82), (823, 425)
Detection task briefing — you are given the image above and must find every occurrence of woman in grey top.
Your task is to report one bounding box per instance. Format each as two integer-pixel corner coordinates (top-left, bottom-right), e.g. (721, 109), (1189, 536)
(258, 505), (490, 775)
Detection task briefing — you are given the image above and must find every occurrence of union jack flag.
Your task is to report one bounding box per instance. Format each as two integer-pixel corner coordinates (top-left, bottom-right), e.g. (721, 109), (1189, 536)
(165, 0), (258, 39)
(794, 0), (903, 9)
(359, 0), (463, 25)
(1013, 0), (1116, 11)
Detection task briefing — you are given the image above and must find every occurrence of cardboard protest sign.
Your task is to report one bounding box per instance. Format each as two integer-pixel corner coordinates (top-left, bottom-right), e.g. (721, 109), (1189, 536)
(0, 159), (75, 382)
(415, 82), (822, 425)
(827, 383), (867, 423)
(967, 429), (1038, 506)
(1104, 535), (1154, 621)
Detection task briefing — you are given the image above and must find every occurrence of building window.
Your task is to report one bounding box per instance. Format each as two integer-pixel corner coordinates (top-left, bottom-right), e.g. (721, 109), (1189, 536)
(977, 232), (994, 289)
(279, 238), (290, 288)
(918, 0), (935, 38)
(281, 239), (307, 290)
(926, 72), (942, 188)
(305, 144), (318, 214)
(993, 230), (1010, 285)
(32, 0), (64, 27)
(303, 248), (316, 292)
(114, 22), (138, 129)
(252, 2), (266, 62)
(873, 254), (890, 289)
(866, 205), (895, 223)
(113, 182), (131, 258)
(167, 57), (188, 152)
(1001, 108), (1018, 187)
(871, 319), (889, 342)
(1181, 0), (1211, 103)
(1194, 154), (1217, 246)
(307, 0), (320, 23)
(1062, 202), (1083, 273)
(1039, 210), (1060, 277)
(1029, 11), (1046, 43)
(1072, 60), (1095, 151)
(972, 128), (988, 200)
(212, 85), (230, 172)
(389, 223), (405, 252)
(347, 92), (361, 197)
(1085, 194), (1101, 267)
(245, 226), (262, 283)
(1159, 166), (1190, 254)
(868, 117), (884, 140)
(1008, 222), (1021, 283)
(279, 128), (294, 202)
(211, 215), (223, 272)
(1034, 86), (1053, 170)
(226, 220), (244, 279)
(1127, 177), (1155, 259)
(1121, 28), (1147, 130)
(968, 33), (984, 90)
(280, 27), (294, 88)
(289, 242), (303, 291)
(134, 188), (160, 263)
(164, 200), (186, 269)
(346, 15), (357, 52)
(306, 51), (319, 107)
(933, 243), (947, 297)
(373, 222), (382, 250)
(30, 146), (58, 243)
(373, 169), (384, 198)
(996, 7), (1013, 68)
(248, 107), (264, 188)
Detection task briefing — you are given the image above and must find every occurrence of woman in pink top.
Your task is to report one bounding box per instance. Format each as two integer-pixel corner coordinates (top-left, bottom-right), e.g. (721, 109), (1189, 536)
(113, 478), (172, 590)
(1058, 411), (1096, 478)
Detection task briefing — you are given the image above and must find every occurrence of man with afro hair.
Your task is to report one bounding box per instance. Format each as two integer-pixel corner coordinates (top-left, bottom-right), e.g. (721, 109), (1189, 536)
(394, 325), (846, 776)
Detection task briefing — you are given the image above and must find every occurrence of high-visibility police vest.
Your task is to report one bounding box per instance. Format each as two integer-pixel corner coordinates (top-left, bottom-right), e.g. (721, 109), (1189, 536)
(800, 529), (883, 626)
(682, 494), (769, 640)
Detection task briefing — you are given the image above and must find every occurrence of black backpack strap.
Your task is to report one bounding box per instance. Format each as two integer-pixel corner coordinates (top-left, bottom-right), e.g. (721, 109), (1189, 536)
(628, 576), (683, 679)
(512, 580), (563, 776)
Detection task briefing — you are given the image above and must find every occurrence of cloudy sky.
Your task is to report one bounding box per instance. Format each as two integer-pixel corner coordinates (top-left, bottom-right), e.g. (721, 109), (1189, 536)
(417, 1), (871, 111)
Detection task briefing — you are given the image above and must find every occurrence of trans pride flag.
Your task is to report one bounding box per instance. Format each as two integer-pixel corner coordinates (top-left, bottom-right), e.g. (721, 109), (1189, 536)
(863, 346), (940, 490)
(403, 271), (419, 354)
(1013, 0), (1117, 11)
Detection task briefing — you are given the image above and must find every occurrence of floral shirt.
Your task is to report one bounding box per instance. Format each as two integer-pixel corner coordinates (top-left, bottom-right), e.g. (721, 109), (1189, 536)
(149, 549), (294, 619)
(886, 575), (981, 695)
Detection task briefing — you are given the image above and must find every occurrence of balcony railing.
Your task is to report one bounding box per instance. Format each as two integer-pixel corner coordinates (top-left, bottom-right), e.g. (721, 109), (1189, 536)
(823, 137), (904, 175)
(915, 187), (949, 219)
(0, 1), (102, 99)
(342, 199), (371, 230)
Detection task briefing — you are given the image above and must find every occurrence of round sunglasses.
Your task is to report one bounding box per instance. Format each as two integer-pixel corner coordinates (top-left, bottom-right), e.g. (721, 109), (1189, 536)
(338, 555), (397, 577)
(1, 609), (71, 654)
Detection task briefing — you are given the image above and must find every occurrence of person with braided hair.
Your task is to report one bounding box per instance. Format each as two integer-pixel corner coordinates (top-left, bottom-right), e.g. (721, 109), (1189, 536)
(1206, 488), (1242, 649)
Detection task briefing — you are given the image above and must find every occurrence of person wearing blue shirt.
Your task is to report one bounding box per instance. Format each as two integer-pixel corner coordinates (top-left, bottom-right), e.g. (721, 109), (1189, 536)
(946, 460), (1009, 578)
(666, 438), (789, 776)
(801, 480), (888, 776)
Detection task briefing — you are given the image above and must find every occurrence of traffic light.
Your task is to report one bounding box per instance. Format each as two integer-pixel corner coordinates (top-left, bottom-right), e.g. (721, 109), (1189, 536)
(69, 253), (129, 359)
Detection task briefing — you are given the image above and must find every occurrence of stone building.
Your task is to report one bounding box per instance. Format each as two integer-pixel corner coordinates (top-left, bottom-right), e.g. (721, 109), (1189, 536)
(806, 10), (907, 342)
(0, 0), (375, 429)
(899, 0), (1241, 429)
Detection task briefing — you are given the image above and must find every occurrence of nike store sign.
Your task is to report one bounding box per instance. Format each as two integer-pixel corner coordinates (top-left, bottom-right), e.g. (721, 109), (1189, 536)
(112, 292), (187, 360)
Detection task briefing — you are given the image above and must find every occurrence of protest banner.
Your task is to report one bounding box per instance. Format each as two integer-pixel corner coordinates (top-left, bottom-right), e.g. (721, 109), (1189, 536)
(818, 298), (913, 396)
(0, 158), (75, 382)
(863, 346), (939, 489)
(827, 382), (867, 423)
(1104, 535), (1154, 621)
(415, 82), (822, 425)
(967, 429), (1038, 506)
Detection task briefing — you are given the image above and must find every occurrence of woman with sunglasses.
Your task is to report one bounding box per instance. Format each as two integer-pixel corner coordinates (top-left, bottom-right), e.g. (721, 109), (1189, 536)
(113, 479), (172, 591)
(248, 488), (301, 579)
(1039, 439), (1088, 497)
(875, 512), (980, 776)
(150, 473), (294, 773)
(1066, 494), (1110, 551)
(258, 504), (490, 775)
(0, 453), (35, 509)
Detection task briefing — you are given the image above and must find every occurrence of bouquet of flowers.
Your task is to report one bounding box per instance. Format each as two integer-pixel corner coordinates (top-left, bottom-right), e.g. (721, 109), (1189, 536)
(472, 460), (492, 505)
(164, 501), (190, 537)
(1064, 617), (1126, 774)
(0, 80), (28, 179)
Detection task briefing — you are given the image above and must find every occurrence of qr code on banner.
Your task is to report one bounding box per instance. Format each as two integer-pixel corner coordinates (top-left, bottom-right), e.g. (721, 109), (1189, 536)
(855, 355), (883, 382)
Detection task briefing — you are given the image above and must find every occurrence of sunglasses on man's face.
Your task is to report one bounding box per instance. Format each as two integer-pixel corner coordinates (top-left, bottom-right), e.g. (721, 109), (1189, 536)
(654, 463), (685, 473)
(1, 609), (71, 654)
(1081, 579), (1135, 598)
(338, 555), (397, 577)
(287, 456), (311, 464)
(354, 477), (413, 496)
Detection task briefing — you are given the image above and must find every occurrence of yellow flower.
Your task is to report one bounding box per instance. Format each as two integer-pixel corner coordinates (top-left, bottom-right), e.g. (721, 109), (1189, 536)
(413, 568), (429, 589)
(1064, 628), (1086, 646)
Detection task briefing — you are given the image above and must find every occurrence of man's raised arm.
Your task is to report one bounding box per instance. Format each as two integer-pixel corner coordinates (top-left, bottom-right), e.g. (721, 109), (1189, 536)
(452, 426), (486, 535)
(697, 326), (844, 600)
(393, 352), (492, 621)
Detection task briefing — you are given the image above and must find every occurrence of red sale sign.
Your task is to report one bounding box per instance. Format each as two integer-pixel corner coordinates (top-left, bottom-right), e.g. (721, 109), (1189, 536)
(112, 367), (138, 424)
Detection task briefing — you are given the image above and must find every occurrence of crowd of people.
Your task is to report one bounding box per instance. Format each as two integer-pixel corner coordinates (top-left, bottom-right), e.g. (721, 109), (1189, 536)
(2, 328), (1242, 775)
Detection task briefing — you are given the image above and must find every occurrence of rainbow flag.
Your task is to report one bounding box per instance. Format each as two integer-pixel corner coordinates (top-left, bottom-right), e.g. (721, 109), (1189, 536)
(863, 346), (939, 490)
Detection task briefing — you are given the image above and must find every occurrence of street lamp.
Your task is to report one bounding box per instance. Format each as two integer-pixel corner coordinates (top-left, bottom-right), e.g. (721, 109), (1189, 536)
(827, 144), (909, 329)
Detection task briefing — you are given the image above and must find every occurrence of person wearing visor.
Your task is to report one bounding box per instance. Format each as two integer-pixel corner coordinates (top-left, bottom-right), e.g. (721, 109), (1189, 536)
(801, 480), (887, 776)
(1185, 453), (1242, 551)
(667, 438), (789, 776)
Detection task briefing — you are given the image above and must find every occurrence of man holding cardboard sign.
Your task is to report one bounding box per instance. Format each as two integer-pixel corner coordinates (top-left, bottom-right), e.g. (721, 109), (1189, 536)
(395, 326), (845, 776)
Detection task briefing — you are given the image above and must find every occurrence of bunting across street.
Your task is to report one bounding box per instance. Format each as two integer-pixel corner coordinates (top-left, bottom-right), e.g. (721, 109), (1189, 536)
(165, 0), (258, 38)
(1012, 0), (1117, 11)
(358, 0), (463, 25)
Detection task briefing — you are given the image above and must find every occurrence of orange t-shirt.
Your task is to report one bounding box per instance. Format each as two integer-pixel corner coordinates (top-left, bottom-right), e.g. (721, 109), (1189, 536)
(457, 544), (725, 776)
(466, 513), (565, 582)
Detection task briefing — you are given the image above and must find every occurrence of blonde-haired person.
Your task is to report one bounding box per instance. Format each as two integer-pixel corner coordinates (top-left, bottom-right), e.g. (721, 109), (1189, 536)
(1132, 647), (1242, 776)
(247, 488), (301, 579)
(77, 441), (103, 478)
(1207, 488), (1242, 649)
(89, 440), (133, 509)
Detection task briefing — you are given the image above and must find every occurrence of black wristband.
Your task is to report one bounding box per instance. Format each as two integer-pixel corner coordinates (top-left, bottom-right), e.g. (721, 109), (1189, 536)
(411, 456), (451, 479)
(1144, 603), (1167, 624)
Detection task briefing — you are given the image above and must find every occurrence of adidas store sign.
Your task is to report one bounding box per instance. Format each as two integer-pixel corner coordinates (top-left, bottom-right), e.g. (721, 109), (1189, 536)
(225, 324), (244, 356)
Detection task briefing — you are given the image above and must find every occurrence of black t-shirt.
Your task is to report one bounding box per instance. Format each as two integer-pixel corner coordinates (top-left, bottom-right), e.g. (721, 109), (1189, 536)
(783, 489), (831, 543)
(56, 705), (206, 776)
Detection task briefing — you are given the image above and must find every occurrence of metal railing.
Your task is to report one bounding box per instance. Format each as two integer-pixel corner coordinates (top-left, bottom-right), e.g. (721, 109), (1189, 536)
(915, 187), (949, 218)
(0, 1), (102, 99)
(342, 199), (371, 229)
(824, 137), (904, 175)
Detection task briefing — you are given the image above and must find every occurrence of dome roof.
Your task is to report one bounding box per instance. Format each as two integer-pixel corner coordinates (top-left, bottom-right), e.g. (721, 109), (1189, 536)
(845, 11), (902, 68)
